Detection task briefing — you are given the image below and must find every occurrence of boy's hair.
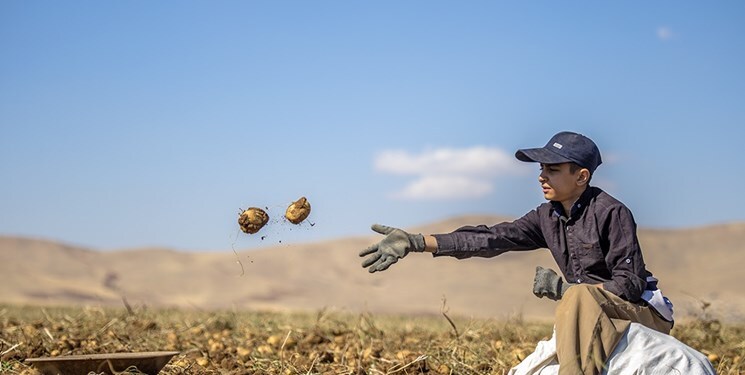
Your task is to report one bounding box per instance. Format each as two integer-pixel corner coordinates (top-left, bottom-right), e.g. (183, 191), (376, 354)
(569, 162), (593, 184)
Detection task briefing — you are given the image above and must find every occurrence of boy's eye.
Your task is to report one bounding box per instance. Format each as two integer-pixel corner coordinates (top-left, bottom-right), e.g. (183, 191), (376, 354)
(540, 166), (560, 172)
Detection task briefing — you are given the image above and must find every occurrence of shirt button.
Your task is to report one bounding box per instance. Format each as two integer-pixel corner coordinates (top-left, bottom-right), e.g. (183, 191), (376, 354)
(625, 258), (631, 264)
(577, 278), (583, 283)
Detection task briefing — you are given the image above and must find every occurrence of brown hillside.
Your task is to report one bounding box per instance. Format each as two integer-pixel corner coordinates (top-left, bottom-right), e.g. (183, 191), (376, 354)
(1, 217), (744, 322)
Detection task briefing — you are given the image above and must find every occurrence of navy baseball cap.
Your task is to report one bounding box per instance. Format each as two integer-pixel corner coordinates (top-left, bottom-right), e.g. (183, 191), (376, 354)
(515, 131), (602, 173)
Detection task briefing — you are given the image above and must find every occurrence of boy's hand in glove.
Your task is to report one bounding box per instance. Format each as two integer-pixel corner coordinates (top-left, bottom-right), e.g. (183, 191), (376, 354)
(533, 266), (573, 300)
(359, 224), (426, 273)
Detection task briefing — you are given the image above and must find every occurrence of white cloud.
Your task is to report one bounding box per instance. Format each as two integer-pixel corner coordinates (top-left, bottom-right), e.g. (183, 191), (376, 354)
(375, 146), (527, 201)
(657, 27), (674, 41)
(391, 175), (492, 200)
(374, 146), (521, 177)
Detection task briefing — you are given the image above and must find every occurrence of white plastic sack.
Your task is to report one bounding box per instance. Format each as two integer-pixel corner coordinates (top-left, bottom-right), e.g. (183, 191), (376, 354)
(508, 323), (715, 375)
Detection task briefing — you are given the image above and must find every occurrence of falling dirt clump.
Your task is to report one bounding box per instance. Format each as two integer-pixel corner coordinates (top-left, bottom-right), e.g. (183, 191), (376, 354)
(238, 207), (269, 234)
(285, 197), (311, 224)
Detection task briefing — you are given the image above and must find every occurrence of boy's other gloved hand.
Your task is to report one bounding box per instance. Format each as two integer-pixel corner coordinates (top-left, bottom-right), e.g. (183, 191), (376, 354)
(533, 266), (572, 300)
(359, 224), (426, 273)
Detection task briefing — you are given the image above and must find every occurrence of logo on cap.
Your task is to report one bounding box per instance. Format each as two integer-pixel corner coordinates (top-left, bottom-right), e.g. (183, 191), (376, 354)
(553, 142), (563, 149)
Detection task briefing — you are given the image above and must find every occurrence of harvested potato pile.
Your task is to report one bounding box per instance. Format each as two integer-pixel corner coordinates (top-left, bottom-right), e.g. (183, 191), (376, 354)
(238, 207), (269, 234)
(285, 197), (311, 224)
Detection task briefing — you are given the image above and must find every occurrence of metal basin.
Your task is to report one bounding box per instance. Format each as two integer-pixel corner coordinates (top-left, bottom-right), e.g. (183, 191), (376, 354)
(25, 351), (179, 375)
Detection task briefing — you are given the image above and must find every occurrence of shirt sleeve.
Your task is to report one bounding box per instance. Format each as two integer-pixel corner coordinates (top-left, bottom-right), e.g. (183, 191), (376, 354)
(432, 209), (547, 259)
(601, 206), (648, 302)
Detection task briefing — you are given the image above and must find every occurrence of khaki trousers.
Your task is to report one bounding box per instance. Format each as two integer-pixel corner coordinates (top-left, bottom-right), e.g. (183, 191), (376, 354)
(555, 284), (673, 375)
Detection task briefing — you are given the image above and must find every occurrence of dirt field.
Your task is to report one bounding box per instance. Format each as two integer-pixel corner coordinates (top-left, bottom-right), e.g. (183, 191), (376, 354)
(1, 304), (743, 374)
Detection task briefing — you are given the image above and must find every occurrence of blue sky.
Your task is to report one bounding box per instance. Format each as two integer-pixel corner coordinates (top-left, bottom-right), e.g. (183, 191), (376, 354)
(2, 2), (744, 251)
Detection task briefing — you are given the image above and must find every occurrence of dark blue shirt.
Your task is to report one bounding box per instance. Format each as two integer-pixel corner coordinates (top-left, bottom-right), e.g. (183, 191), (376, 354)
(432, 186), (652, 302)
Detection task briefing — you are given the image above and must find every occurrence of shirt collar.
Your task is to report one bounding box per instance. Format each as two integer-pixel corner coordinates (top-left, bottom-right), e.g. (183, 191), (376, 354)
(551, 186), (594, 219)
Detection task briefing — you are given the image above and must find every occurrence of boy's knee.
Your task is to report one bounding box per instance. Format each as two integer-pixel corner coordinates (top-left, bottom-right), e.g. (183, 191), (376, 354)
(556, 284), (604, 319)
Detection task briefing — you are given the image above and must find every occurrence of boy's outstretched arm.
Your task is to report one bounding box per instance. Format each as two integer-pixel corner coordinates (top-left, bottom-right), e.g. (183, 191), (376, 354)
(432, 209), (547, 259)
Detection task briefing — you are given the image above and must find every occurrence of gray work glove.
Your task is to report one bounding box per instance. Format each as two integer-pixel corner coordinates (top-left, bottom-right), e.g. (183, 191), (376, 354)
(533, 266), (572, 301)
(359, 224), (426, 273)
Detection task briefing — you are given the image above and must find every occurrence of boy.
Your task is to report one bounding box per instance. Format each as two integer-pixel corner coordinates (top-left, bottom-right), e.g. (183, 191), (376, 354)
(359, 131), (674, 375)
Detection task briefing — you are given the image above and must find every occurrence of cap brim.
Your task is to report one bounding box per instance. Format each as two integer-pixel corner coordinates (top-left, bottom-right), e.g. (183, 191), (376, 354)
(515, 147), (573, 164)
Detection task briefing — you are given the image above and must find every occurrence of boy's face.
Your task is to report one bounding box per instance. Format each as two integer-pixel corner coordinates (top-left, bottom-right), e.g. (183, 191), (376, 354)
(538, 163), (588, 203)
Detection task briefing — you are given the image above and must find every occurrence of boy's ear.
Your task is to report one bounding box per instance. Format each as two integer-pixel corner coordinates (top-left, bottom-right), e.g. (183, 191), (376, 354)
(577, 169), (590, 185)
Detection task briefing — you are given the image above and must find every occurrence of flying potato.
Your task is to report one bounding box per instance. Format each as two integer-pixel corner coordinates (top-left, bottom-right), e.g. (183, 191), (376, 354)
(238, 207), (269, 234)
(285, 197), (311, 224)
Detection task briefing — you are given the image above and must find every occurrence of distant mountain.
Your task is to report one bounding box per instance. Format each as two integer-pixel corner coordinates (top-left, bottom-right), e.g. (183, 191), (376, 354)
(2, 216), (744, 322)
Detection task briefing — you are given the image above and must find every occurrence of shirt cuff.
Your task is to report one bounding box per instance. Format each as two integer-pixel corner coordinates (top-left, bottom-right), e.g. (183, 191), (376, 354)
(432, 233), (456, 257)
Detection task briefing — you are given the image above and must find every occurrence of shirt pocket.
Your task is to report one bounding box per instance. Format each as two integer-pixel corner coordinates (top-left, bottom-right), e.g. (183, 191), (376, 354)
(578, 242), (607, 275)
